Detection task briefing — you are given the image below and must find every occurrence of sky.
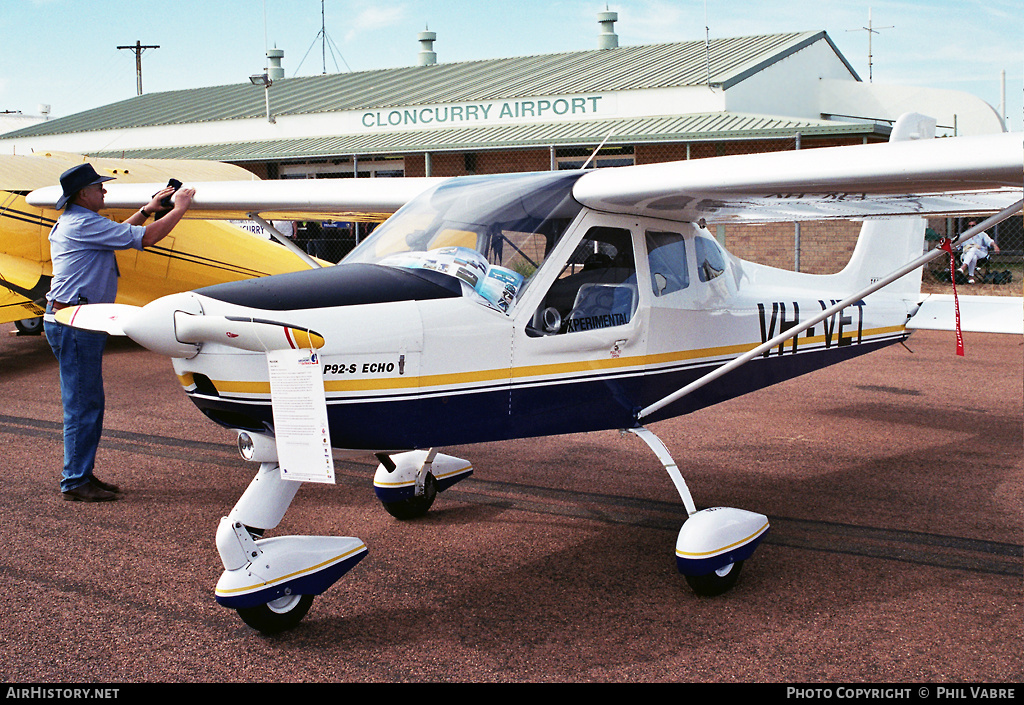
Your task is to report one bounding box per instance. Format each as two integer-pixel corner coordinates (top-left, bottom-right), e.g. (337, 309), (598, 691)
(2, 0), (1021, 129)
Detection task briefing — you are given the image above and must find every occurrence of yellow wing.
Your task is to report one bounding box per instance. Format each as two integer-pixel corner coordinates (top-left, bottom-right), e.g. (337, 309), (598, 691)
(0, 150), (260, 191)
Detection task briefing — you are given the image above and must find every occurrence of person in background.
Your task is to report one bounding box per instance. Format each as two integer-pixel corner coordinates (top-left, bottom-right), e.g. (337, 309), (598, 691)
(958, 220), (1000, 284)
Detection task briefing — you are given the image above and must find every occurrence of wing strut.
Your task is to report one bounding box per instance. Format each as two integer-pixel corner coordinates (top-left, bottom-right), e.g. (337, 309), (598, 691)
(248, 212), (323, 269)
(637, 199), (1024, 421)
(581, 131), (615, 170)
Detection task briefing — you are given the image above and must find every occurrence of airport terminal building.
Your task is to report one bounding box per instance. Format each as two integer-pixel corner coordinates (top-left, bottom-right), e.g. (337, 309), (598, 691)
(1, 14), (1011, 269)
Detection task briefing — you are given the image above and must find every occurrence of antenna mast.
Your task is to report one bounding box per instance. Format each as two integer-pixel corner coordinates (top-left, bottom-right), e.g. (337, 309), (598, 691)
(704, 0), (711, 85)
(847, 7), (893, 82)
(321, 0), (327, 73)
(296, 0), (351, 74)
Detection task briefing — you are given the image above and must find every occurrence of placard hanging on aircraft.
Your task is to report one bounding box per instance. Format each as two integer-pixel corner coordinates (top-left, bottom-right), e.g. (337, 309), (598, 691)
(267, 349), (335, 484)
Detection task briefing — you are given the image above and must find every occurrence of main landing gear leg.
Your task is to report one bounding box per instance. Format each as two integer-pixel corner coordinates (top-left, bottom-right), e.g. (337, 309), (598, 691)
(626, 426), (769, 597)
(215, 444), (367, 634)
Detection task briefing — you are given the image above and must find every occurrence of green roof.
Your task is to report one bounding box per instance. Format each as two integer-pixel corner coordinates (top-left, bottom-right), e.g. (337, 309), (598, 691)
(89, 112), (880, 162)
(7, 31), (855, 139)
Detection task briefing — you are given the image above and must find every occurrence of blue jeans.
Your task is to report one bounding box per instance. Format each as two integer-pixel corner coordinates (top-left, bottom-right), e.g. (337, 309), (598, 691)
(45, 312), (108, 492)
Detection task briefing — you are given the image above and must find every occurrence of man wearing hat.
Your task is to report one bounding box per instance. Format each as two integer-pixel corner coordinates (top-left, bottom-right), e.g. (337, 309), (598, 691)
(44, 163), (196, 502)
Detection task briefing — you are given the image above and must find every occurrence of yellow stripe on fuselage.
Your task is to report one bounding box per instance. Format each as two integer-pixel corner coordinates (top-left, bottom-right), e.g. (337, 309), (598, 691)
(179, 324), (907, 396)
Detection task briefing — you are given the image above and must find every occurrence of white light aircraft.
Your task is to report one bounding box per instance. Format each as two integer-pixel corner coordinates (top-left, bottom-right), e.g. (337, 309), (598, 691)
(28, 114), (1023, 634)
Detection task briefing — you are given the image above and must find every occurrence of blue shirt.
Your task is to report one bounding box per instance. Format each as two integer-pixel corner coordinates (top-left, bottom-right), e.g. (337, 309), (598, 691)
(47, 204), (147, 305)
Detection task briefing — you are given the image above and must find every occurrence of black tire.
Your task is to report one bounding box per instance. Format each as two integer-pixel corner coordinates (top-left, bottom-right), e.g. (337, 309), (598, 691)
(15, 318), (43, 335)
(236, 593), (314, 634)
(685, 560), (743, 597)
(381, 472), (438, 520)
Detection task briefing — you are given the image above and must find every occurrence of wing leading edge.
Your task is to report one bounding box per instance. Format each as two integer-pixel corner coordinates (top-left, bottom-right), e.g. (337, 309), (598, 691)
(27, 177), (447, 223)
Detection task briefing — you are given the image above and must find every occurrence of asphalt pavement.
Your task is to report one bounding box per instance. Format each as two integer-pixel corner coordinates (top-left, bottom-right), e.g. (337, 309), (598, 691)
(0, 321), (1019, 683)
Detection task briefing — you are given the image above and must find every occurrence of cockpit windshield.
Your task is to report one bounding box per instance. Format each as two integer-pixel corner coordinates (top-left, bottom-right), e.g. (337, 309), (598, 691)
(344, 171), (585, 312)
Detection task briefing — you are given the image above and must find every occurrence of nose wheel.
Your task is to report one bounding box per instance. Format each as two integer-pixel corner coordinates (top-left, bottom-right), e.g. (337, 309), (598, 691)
(215, 459), (368, 634)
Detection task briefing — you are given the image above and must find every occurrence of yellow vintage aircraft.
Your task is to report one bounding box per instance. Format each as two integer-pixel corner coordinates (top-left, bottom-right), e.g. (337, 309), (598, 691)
(0, 151), (321, 333)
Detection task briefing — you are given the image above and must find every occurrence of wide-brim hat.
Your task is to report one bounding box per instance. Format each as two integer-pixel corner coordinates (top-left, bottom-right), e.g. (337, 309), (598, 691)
(56, 163), (115, 209)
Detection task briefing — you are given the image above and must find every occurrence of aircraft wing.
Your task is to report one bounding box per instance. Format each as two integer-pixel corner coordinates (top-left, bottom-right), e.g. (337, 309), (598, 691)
(27, 177), (447, 223)
(572, 131), (1023, 224)
(25, 128), (1021, 225)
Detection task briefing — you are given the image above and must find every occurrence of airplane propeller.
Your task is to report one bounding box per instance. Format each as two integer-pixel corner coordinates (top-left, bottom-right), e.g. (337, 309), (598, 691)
(53, 302), (139, 337)
(55, 294), (325, 357)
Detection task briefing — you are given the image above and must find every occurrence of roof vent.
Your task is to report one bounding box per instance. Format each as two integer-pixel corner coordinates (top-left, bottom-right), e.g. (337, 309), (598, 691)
(597, 9), (618, 49)
(267, 47), (285, 80)
(418, 27), (437, 66)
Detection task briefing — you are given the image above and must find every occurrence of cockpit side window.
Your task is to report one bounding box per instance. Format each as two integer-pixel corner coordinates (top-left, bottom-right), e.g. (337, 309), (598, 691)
(528, 226), (638, 336)
(646, 230), (690, 296)
(694, 235), (726, 282)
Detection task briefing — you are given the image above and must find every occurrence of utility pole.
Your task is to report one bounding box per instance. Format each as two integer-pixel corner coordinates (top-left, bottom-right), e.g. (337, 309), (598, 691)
(117, 40), (160, 95)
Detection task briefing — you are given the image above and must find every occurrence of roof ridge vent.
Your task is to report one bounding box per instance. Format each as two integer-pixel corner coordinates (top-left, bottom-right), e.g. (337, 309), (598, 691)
(597, 9), (618, 49)
(267, 47), (285, 80)
(418, 26), (437, 66)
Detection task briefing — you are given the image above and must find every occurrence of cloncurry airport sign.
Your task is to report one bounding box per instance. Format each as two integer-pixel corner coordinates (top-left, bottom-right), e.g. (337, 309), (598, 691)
(360, 94), (614, 130)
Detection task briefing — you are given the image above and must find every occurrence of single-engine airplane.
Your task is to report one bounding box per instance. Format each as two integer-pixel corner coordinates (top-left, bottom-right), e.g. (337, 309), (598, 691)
(1, 151), (322, 333)
(28, 114), (1024, 634)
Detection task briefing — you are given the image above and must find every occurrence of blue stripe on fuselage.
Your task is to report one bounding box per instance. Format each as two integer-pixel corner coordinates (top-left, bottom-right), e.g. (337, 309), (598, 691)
(185, 334), (904, 450)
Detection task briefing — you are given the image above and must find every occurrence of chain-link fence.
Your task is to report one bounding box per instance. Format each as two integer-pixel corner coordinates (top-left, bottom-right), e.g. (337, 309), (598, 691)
(263, 136), (1022, 296)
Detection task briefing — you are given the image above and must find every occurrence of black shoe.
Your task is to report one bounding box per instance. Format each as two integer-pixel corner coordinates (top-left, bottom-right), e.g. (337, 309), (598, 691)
(90, 476), (121, 494)
(62, 482), (118, 502)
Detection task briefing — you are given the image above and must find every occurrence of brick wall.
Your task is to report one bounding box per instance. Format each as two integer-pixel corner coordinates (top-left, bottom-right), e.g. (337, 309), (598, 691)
(724, 221), (863, 273)
(405, 149), (552, 177)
